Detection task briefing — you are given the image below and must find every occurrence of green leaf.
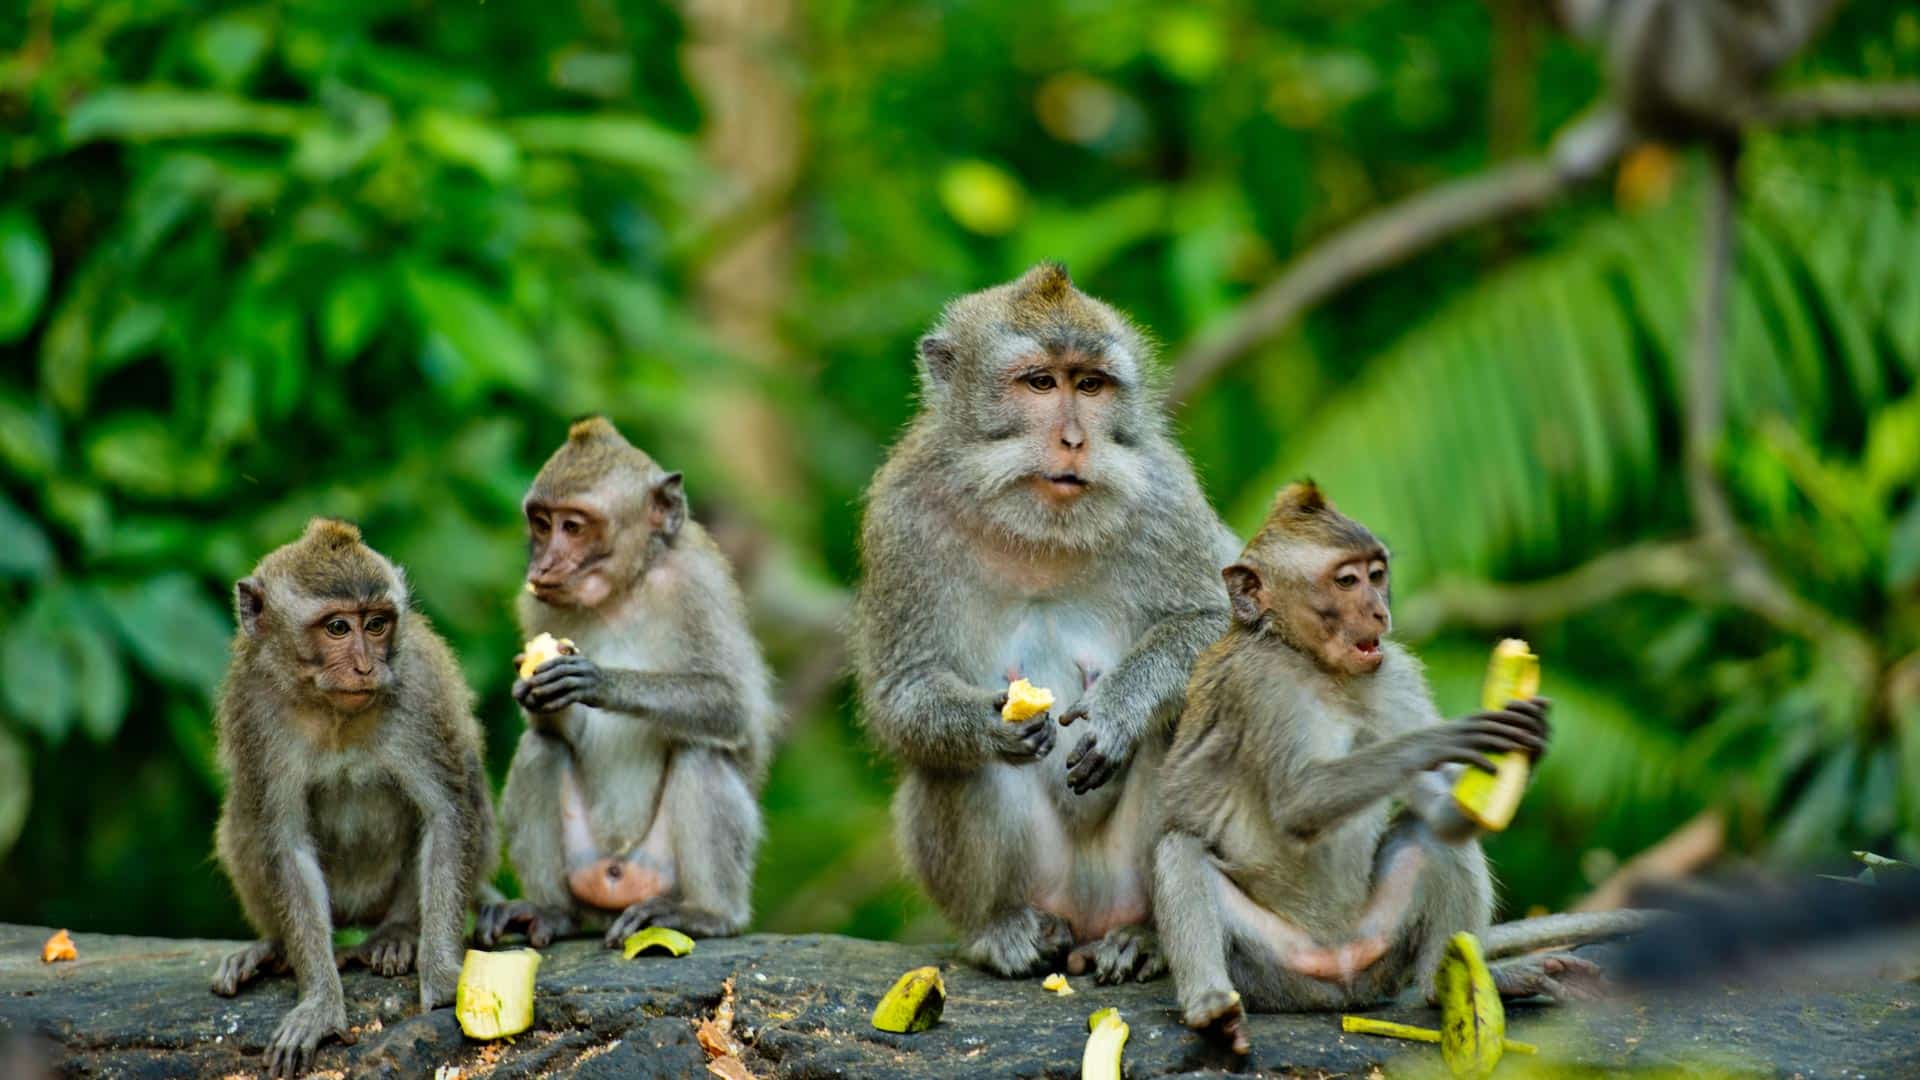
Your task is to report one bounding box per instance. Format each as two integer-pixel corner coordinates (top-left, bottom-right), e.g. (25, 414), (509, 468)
(403, 267), (542, 394)
(0, 494), (55, 579)
(322, 271), (391, 363)
(0, 209), (51, 342)
(2, 600), (75, 741)
(100, 574), (233, 695)
(191, 11), (273, 89)
(507, 114), (702, 181)
(68, 617), (129, 743)
(64, 87), (307, 145)
(1889, 498), (1920, 594)
(0, 391), (59, 476)
(415, 109), (520, 181)
(85, 416), (222, 499)
(0, 727), (27, 859)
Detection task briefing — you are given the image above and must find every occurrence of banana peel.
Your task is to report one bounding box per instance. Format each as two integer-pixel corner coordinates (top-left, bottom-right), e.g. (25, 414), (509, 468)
(622, 927), (695, 958)
(1340, 1014), (1535, 1055)
(456, 948), (540, 1040)
(872, 966), (945, 1033)
(1436, 932), (1504, 1079)
(1002, 678), (1055, 722)
(1453, 639), (1540, 831)
(1082, 1008), (1129, 1080)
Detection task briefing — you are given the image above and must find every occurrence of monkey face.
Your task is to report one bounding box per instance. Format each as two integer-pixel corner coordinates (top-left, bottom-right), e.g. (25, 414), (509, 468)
(1006, 352), (1119, 506)
(1300, 552), (1391, 676)
(1228, 485), (1392, 677)
(525, 500), (618, 608)
(304, 603), (399, 711)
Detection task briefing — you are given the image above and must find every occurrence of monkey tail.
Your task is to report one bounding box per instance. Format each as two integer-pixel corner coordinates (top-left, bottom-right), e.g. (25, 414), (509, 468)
(1481, 909), (1662, 959)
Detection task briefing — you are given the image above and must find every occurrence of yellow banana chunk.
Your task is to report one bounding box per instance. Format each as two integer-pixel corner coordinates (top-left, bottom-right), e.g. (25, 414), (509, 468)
(622, 927), (695, 958)
(1082, 1010), (1129, 1080)
(1043, 972), (1075, 995)
(456, 948), (541, 1040)
(1437, 932), (1504, 1079)
(872, 966), (946, 1033)
(1002, 678), (1055, 723)
(517, 632), (576, 680)
(1453, 638), (1540, 831)
(1340, 1014), (1536, 1054)
(1087, 1007), (1120, 1033)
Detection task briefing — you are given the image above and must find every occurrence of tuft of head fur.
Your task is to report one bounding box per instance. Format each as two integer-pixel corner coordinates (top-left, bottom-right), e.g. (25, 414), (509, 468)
(256, 517), (406, 609)
(529, 416), (662, 510)
(1247, 482), (1380, 558)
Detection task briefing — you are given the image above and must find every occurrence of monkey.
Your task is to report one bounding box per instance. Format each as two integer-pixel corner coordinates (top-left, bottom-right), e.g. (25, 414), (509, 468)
(475, 418), (776, 951)
(850, 262), (1240, 983)
(1151, 483), (1647, 1053)
(209, 519), (497, 1079)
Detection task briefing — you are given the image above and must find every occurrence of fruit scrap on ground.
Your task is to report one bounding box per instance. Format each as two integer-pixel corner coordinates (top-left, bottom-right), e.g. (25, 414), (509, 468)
(41, 929), (76, 964)
(1002, 677), (1054, 722)
(1082, 1008), (1128, 1080)
(1340, 1014), (1536, 1054)
(623, 926), (696, 958)
(455, 948), (540, 1040)
(1437, 931), (1505, 1079)
(871, 965), (946, 1033)
(1043, 972), (1075, 995)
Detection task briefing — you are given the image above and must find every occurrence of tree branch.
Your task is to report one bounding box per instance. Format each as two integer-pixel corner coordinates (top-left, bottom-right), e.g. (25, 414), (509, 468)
(1396, 539), (1706, 641)
(1165, 157), (1588, 407)
(1761, 82), (1920, 125)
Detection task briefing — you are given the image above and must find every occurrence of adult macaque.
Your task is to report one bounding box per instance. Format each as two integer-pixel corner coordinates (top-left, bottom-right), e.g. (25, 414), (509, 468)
(477, 418), (776, 949)
(1153, 484), (1641, 1053)
(211, 519), (496, 1078)
(852, 263), (1238, 981)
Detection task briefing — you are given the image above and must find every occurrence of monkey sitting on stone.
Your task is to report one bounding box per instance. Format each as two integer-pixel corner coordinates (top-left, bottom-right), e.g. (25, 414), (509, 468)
(210, 519), (497, 1079)
(852, 263), (1239, 982)
(476, 418), (777, 950)
(1153, 484), (1645, 1053)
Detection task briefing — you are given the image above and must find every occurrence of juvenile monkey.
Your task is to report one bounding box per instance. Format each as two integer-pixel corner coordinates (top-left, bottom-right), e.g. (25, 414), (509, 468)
(477, 418), (776, 949)
(852, 263), (1239, 981)
(211, 519), (496, 1078)
(1153, 484), (1636, 1053)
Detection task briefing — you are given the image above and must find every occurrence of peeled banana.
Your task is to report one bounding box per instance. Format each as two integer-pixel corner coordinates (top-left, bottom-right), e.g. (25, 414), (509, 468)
(1452, 638), (1540, 831)
(1002, 678), (1055, 723)
(1082, 1008), (1129, 1080)
(456, 948), (541, 1040)
(871, 966), (946, 1033)
(517, 632), (576, 680)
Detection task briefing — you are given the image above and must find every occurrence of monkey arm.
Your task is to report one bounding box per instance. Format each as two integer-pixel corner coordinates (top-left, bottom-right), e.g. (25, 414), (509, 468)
(861, 665), (1007, 770)
(588, 669), (750, 747)
(1266, 738), (1431, 844)
(1095, 606), (1232, 732)
(401, 769), (471, 1009)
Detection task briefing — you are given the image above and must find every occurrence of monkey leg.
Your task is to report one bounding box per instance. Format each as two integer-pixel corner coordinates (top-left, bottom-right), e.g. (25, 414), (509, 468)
(1151, 830), (1249, 1053)
(1283, 838), (1429, 981)
(602, 747), (756, 945)
(901, 770), (1074, 978)
(490, 730), (588, 946)
(1488, 951), (1607, 1001)
(212, 939), (287, 997)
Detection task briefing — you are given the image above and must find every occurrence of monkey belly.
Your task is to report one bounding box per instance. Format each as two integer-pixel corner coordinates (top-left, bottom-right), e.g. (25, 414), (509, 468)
(310, 774), (420, 924)
(1011, 764), (1153, 943)
(567, 855), (672, 912)
(559, 738), (677, 912)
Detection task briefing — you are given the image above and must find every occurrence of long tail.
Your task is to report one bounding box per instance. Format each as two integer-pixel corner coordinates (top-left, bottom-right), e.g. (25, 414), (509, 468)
(1482, 909), (1663, 959)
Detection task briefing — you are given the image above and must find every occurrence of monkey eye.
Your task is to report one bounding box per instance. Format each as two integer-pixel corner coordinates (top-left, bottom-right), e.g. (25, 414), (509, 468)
(1076, 375), (1105, 394)
(530, 516), (550, 535)
(1335, 572), (1360, 590)
(365, 615), (389, 635)
(1025, 373), (1057, 392)
(1369, 568), (1386, 586)
(325, 618), (352, 638)
(561, 519), (582, 536)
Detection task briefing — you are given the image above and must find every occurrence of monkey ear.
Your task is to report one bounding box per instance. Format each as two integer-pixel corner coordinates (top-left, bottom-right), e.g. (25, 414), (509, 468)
(234, 578), (265, 635)
(650, 472), (687, 539)
(1222, 564), (1266, 627)
(916, 334), (958, 388)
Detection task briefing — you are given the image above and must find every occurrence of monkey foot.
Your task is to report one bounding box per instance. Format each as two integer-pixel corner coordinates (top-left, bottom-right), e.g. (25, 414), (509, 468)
(264, 997), (353, 1079)
(1285, 936), (1387, 981)
(211, 939), (285, 997)
(1492, 951), (1607, 1002)
(1182, 988), (1249, 1055)
(475, 900), (576, 949)
(1066, 923), (1167, 985)
(334, 924), (417, 977)
(963, 908), (1076, 978)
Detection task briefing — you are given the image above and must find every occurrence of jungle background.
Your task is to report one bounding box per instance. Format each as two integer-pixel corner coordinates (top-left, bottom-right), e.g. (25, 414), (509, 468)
(0, 0), (1916, 945)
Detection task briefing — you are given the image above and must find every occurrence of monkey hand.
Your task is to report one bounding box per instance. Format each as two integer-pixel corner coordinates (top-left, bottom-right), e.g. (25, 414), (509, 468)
(265, 995), (352, 1079)
(1407, 699), (1549, 773)
(991, 691), (1056, 762)
(515, 654), (605, 714)
(1057, 702), (1136, 795)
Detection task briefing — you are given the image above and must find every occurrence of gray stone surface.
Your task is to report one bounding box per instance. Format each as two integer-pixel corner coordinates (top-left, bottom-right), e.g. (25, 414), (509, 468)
(2, 923), (1916, 1078)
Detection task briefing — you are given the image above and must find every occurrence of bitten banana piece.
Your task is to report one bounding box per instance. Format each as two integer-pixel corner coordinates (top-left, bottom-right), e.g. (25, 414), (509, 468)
(517, 632), (576, 680)
(1001, 677), (1055, 722)
(1452, 638), (1540, 830)
(1082, 1009), (1129, 1080)
(622, 927), (695, 958)
(1043, 972), (1075, 995)
(1436, 932), (1504, 1079)
(871, 966), (946, 1033)
(456, 948), (541, 1040)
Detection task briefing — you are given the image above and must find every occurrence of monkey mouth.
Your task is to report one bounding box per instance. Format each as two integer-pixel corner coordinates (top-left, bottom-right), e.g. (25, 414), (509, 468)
(1353, 638), (1381, 657)
(1041, 472), (1090, 498)
(328, 689), (380, 712)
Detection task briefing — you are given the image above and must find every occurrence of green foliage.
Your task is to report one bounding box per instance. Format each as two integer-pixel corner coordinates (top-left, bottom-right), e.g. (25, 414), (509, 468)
(1, 0), (1916, 936)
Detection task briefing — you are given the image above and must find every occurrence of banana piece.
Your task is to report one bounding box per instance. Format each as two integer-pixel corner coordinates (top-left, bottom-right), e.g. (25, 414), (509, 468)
(517, 632), (576, 680)
(1043, 972), (1075, 995)
(1437, 931), (1504, 1079)
(1082, 1009), (1129, 1080)
(456, 948), (541, 1040)
(1340, 1014), (1536, 1054)
(1453, 638), (1540, 830)
(622, 927), (695, 958)
(871, 966), (946, 1033)
(1002, 678), (1055, 722)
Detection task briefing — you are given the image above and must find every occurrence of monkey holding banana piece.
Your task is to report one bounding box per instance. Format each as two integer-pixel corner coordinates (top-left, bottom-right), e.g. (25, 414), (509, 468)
(1152, 484), (1644, 1053)
(853, 263), (1239, 982)
(478, 418), (777, 949)
(211, 520), (497, 1078)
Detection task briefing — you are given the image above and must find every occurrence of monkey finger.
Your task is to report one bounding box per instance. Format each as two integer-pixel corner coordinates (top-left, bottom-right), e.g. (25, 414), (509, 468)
(991, 692), (1008, 714)
(529, 917), (555, 950)
(1450, 750), (1499, 773)
(1058, 704), (1089, 728)
(1067, 943), (1094, 975)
